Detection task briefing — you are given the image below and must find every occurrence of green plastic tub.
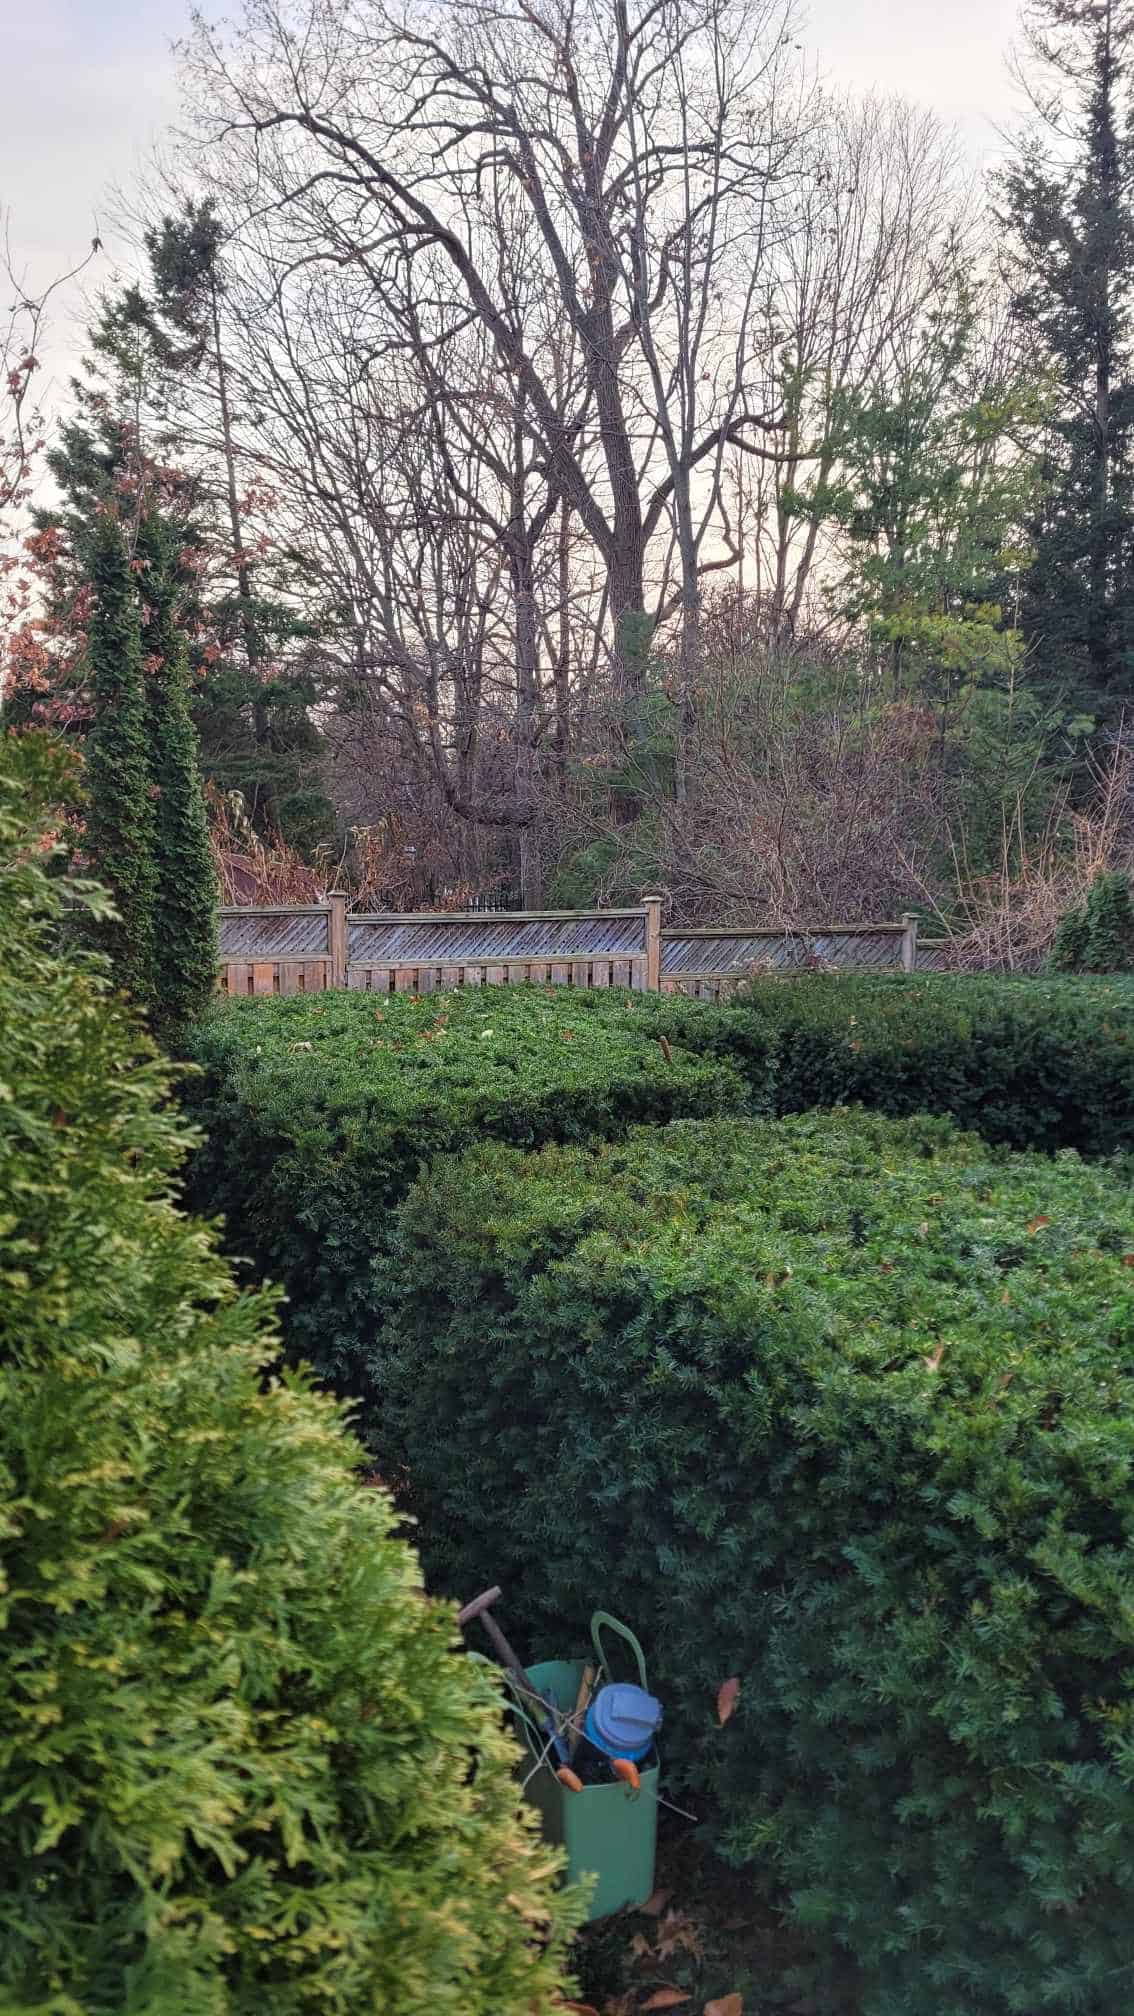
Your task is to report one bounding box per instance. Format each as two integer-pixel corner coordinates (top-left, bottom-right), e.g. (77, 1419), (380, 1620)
(508, 1612), (659, 1921)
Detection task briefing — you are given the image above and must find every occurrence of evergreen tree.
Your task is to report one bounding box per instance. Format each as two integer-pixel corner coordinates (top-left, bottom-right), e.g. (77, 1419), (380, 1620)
(142, 200), (332, 848)
(82, 509), (155, 1003)
(784, 264), (1041, 715)
(137, 511), (218, 1037)
(0, 730), (578, 2011)
(1000, 0), (1134, 707)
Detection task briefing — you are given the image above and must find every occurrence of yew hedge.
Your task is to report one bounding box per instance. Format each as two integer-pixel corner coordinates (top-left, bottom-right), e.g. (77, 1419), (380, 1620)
(376, 1109), (1134, 2015)
(734, 972), (1134, 1154)
(183, 986), (757, 1397)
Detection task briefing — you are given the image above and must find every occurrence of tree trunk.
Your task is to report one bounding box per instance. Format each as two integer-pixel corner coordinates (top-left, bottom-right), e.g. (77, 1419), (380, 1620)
(674, 501), (700, 806)
(208, 275), (278, 835)
(1089, 6), (1116, 686)
(510, 523), (543, 908)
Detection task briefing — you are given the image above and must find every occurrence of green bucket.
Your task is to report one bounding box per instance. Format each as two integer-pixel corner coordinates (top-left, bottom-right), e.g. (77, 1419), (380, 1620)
(507, 1611), (658, 1922)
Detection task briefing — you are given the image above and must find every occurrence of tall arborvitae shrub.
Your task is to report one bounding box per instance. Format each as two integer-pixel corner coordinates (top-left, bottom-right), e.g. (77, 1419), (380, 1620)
(82, 508), (155, 1002)
(0, 730), (578, 2016)
(137, 511), (218, 1037)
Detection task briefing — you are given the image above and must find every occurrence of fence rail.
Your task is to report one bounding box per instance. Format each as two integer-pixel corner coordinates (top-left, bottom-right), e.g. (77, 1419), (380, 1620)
(218, 899), (920, 999)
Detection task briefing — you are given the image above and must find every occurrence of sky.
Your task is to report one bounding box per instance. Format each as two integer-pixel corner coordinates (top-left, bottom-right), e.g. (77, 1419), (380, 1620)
(4, 0), (1026, 393)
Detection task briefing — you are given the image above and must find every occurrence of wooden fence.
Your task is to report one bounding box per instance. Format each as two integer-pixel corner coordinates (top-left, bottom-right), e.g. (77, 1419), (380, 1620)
(218, 898), (921, 1000)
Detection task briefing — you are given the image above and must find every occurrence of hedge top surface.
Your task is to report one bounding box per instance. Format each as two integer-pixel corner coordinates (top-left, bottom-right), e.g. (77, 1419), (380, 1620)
(184, 984), (753, 1240)
(191, 983), (749, 1128)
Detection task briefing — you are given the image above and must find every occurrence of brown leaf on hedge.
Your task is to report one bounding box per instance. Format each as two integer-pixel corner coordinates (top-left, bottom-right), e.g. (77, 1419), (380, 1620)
(716, 1676), (740, 1725)
(705, 1997), (744, 2016)
(641, 1993), (691, 2011)
(1027, 1215), (1051, 1235)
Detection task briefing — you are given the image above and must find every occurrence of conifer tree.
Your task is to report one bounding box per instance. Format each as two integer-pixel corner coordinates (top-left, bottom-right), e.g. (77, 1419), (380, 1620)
(0, 730), (578, 2011)
(138, 510), (218, 1036)
(1000, 0), (1134, 707)
(82, 509), (155, 1002)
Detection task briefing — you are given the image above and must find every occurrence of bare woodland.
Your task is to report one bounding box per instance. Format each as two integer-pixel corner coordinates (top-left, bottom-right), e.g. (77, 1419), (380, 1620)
(8, 0), (1132, 948)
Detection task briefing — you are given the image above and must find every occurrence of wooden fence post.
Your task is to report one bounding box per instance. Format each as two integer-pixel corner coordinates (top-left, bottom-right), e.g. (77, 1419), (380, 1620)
(643, 894), (662, 992)
(901, 913), (919, 974)
(328, 891), (348, 989)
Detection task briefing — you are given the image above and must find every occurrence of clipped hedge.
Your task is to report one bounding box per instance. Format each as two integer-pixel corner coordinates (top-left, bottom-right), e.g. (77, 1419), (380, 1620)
(0, 733), (577, 2015)
(183, 985), (756, 1396)
(377, 1109), (1134, 2015)
(725, 972), (1134, 1154)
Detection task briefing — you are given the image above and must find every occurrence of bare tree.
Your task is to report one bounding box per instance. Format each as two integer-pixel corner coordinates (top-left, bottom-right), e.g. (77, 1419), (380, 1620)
(180, 0), (811, 696)
(723, 94), (971, 632)
(1, 217), (102, 703)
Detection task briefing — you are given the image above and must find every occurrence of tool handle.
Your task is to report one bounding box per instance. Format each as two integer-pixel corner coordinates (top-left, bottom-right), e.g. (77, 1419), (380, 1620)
(457, 1586), (503, 1626)
(477, 1611), (531, 1693)
(568, 1662), (596, 1759)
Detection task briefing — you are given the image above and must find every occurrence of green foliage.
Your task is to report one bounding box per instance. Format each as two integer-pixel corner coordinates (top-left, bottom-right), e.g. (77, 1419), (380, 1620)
(376, 1107), (1134, 2014)
(1085, 869), (1134, 971)
(141, 204), (334, 849)
(137, 511), (219, 1040)
(721, 972), (1134, 1155)
(0, 730), (578, 2015)
(1050, 900), (1091, 972)
(999, 0), (1134, 706)
(182, 986), (756, 1402)
(1052, 872), (1134, 973)
(785, 268), (1040, 696)
(82, 509), (156, 1002)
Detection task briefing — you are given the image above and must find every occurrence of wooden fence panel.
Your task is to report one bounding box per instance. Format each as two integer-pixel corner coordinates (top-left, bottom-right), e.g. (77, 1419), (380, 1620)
(219, 902), (920, 998)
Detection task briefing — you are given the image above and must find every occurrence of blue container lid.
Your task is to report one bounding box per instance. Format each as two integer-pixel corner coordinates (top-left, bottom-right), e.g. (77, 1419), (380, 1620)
(584, 1683), (663, 1762)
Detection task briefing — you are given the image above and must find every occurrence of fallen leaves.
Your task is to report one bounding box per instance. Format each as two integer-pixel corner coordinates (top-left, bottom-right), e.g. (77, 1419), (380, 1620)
(704, 1998), (743, 2016)
(640, 1992), (691, 2011)
(716, 1676), (740, 1726)
(653, 1910), (705, 1964)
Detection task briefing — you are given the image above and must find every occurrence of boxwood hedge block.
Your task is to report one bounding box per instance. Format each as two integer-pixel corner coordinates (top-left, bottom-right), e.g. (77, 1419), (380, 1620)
(377, 1109), (1134, 2015)
(183, 985), (757, 1399)
(737, 972), (1134, 1154)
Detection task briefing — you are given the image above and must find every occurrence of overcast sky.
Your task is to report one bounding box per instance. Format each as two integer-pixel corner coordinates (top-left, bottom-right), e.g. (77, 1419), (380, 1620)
(6, 0), (1025, 391)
